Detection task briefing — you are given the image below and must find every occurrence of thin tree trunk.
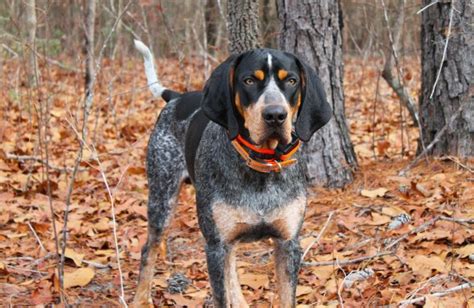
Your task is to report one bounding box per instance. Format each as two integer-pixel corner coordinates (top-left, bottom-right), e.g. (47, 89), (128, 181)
(227, 0), (261, 54)
(381, 0), (420, 128)
(278, 0), (357, 187)
(25, 0), (39, 87)
(111, 0), (123, 60)
(420, 0), (473, 157)
(84, 0), (96, 97)
(205, 0), (219, 55)
(261, 0), (278, 48)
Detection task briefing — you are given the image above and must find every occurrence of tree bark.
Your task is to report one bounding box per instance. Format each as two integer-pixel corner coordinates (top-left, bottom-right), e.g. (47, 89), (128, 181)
(227, 0), (261, 54)
(25, 0), (39, 87)
(205, 0), (219, 55)
(84, 0), (96, 97)
(110, 0), (123, 60)
(277, 0), (357, 187)
(420, 0), (473, 157)
(261, 0), (278, 48)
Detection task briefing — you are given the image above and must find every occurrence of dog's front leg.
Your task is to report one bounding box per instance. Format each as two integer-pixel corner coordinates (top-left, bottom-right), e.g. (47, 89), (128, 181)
(205, 242), (229, 307)
(274, 238), (302, 308)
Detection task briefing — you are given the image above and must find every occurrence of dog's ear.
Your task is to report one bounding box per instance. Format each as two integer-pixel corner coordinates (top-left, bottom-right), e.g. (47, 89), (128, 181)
(294, 58), (332, 142)
(201, 54), (242, 140)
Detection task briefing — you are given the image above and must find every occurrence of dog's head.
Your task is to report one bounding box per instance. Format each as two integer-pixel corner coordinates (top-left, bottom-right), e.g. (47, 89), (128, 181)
(202, 49), (332, 148)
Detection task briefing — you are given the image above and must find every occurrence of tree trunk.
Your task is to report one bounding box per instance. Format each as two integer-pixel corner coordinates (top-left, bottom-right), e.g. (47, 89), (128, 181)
(420, 0), (473, 157)
(227, 0), (261, 54)
(110, 0), (123, 60)
(261, 0), (278, 48)
(84, 0), (96, 97)
(205, 0), (219, 55)
(25, 0), (39, 87)
(277, 0), (357, 187)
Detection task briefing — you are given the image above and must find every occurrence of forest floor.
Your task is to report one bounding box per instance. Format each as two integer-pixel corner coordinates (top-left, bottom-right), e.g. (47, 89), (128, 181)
(0, 55), (473, 307)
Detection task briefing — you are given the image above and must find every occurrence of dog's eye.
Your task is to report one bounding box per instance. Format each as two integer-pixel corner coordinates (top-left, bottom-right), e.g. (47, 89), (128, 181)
(287, 78), (297, 86)
(243, 77), (255, 86)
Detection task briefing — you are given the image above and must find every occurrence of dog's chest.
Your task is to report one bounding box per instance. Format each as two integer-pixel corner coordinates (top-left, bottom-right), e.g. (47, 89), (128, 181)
(211, 196), (306, 243)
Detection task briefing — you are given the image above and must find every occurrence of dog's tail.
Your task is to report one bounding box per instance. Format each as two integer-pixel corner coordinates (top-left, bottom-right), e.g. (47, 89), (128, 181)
(134, 40), (180, 102)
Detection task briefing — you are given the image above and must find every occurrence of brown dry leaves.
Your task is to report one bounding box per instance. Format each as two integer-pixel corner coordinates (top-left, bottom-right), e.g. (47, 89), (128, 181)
(0, 56), (473, 306)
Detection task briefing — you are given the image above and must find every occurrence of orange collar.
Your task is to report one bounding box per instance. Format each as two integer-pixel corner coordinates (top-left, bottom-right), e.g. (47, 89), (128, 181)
(231, 134), (301, 173)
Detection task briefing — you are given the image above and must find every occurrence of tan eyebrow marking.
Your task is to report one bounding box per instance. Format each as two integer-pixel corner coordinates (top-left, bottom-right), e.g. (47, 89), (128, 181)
(254, 70), (265, 81)
(278, 69), (288, 80)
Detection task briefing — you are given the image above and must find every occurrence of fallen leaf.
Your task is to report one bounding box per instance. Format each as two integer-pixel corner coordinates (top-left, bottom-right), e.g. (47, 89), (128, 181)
(165, 293), (200, 307)
(64, 248), (84, 267)
(63, 268), (95, 289)
(300, 236), (317, 251)
(296, 285), (313, 297)
(0, 261), (7, 275)
(456, 244), (474, 257)
(381, 205), (407, 216)
(368, 212), (391, 225)
(407, 255), (446, 278)
(153, 277), (168, 289)
(361, 188), (388, 198)
(186, 289), (208, 300)
(313, 266), (334, 284)
(240, 273), (269, 290)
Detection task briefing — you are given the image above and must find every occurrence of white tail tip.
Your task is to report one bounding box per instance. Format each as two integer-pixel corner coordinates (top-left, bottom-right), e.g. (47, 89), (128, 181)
(134, 40), (165, 98)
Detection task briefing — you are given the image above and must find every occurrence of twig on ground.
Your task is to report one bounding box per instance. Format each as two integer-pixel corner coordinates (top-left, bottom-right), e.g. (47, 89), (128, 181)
(402, 274), (447, 305)
(399, 282), (473, 306)
(27, 222), (46, 253)
(440, 215), (474, 228)
(335, 256), (347, 308)
(6, 153), (81, 173)
(439, 156), (474, 173)
(301, 211), (334, 261)
(386, 215), (474, 250)
(302, 251), (393, 267)
(82, 259), (110, 269)
(385, 216), (440, 250)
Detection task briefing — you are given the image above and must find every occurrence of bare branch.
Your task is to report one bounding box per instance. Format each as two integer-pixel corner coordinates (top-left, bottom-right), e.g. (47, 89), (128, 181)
(59, 1), (133, 305)
(380, 0), (420, 127)
(399, 103), (464, 175)
(301, 211), (334, 261)
(429, 0), (455, 99)
(399, 282), (473, 306)
(6, 153), (80, 173)
(302, 251), (393, 267)
(416, 1), (439, 15)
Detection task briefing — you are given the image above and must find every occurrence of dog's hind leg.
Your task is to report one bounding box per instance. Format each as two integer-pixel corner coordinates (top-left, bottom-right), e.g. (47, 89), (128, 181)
(134, 133), (186, 307)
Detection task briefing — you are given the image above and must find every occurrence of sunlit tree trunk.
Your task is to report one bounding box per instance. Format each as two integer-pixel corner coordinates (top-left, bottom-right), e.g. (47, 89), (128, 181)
(420, 0), (473, 157)
(278, 0), (357, 187)
(25, 0), (39, 87)
(84, 0), (96, 97)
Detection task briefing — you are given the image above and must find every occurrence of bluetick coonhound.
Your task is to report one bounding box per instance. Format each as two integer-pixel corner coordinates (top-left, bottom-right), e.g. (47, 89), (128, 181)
(133, 40), (331, 308)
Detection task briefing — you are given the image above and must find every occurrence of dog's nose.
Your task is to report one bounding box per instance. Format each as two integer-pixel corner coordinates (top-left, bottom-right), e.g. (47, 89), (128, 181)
(262, 105), (287, 127)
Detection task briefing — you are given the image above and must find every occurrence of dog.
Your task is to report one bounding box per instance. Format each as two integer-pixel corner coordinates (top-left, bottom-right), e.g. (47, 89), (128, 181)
(133, 40), (331, 308)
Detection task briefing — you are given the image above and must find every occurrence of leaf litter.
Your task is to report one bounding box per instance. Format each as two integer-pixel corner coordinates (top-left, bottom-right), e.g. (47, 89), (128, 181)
(0, 56), (473, 306)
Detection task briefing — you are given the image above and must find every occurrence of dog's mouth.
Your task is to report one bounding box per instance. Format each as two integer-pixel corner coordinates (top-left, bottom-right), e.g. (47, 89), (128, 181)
(255, 129), (291, 150)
